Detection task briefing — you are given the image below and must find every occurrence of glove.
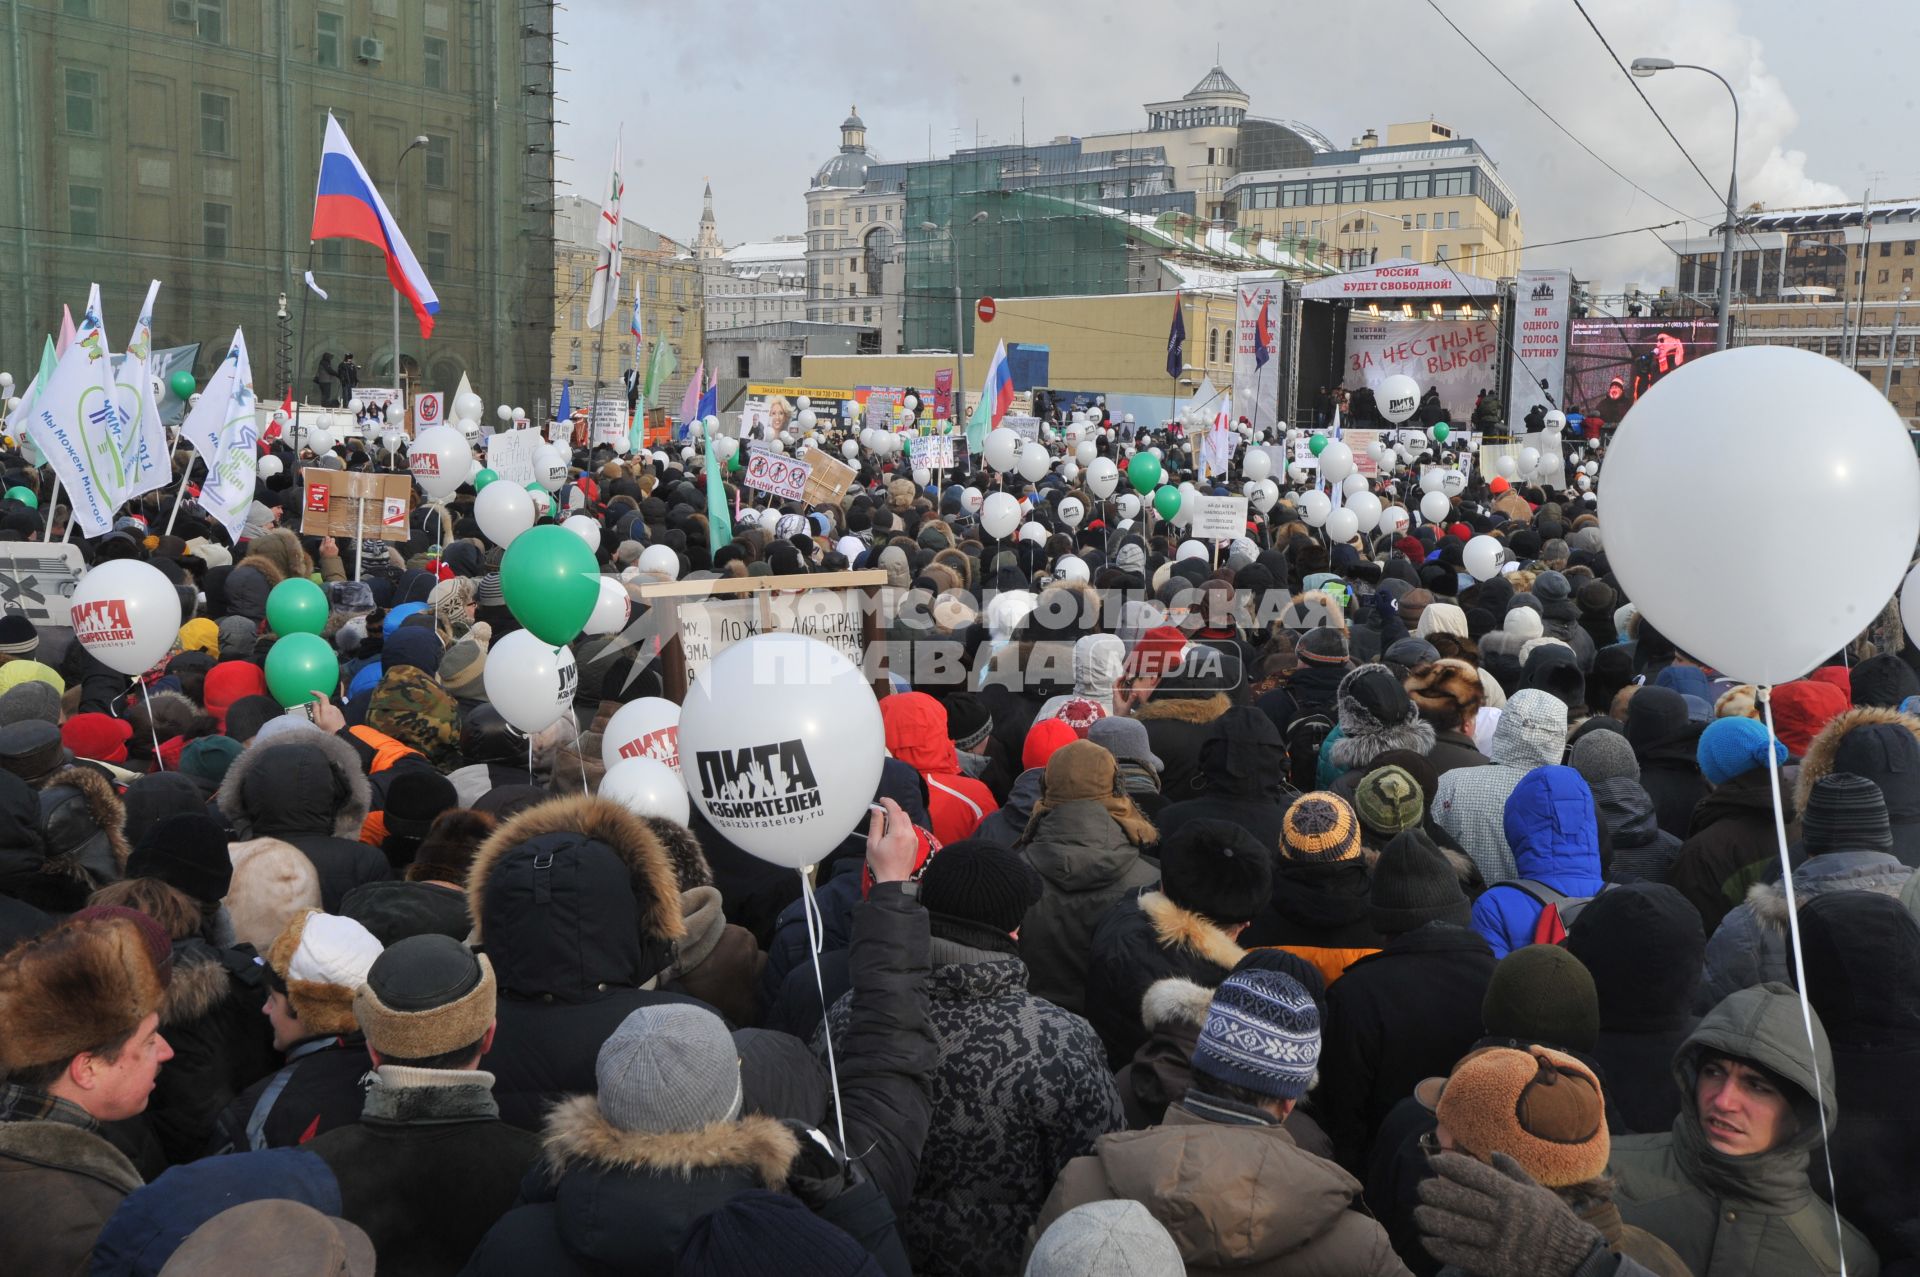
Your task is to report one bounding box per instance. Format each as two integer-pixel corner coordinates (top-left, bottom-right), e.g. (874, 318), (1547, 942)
(779, 1121), (865, 1210)
(1414, 1151), (1615, 1277)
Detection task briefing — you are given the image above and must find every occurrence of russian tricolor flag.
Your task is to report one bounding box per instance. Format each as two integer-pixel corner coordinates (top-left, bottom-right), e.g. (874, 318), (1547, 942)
(310, 114), (440, 338)
(983, 340), (1014, 424)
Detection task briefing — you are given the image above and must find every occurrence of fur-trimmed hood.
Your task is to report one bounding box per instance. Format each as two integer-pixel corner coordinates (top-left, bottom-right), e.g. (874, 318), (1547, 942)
(1140, 890), (1246, 972)
(159, 939), (237, 1026)
(541, 1093), (797, 1188)
(466, 795), (686, 1000)
(217, 729), (372, 841)
(641, 816), (712, 891)
(38, 764), (130, 886)
(1134, 692), (1233, 725)
(1794, 705), (1920, 818)
(1140, 976), (1213, 1033)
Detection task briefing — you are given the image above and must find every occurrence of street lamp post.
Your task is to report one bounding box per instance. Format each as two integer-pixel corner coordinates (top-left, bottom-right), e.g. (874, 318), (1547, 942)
(921, 211), (989, 427)
(1631, 58), (1740, 341)
(393, 135), (430, 395)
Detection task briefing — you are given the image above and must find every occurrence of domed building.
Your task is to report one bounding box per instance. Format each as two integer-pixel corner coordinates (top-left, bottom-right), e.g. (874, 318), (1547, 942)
(804, 107), (908, 349)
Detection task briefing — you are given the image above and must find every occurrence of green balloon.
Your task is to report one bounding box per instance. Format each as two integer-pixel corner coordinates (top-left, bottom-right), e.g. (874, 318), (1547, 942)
(264, 632), (340, 708)
(1152, 485), (1183, 520)
(3, 485), (36, 510)
(1431, 422), (1451, 443)
(473, 468), (500, 491)
(1308, 433), (1329, 457)
(265, 577), (328, 637)
(1127, 452), (1162, 494)
(167, 370), (196, 400)
(500, 524), (600, 645)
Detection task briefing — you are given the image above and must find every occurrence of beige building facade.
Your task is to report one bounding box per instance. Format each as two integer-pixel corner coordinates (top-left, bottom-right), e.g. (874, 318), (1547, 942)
(549, 194), (701, 415)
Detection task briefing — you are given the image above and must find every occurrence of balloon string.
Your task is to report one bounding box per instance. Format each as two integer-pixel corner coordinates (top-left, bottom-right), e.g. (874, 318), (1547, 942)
(1759, 686), (1848, 1275)
(569, 708), (588, 793)
(799, 864), (849, 1156)
(139, 680), (165, 771)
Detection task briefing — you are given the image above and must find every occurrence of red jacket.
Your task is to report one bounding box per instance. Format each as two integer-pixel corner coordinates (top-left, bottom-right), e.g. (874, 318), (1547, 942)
(880, 692), (998, 844)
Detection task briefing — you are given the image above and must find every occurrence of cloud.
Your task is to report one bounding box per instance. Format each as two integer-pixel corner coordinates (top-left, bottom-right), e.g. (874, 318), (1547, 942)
(559, 0), (1847, 291)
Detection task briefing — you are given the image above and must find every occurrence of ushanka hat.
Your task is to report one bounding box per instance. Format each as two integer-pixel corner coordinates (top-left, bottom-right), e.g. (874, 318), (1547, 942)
(0, 915), (167, 1070)
(354, 934), (496, 1061)
(1416, 1045), (1610, 1188)
(265, 910), (384, 1036)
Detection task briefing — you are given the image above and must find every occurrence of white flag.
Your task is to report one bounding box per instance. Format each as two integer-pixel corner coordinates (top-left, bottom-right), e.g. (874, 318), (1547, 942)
(23, 284), (122, 537)
(112, 280), (170, 503)
(585, 136), (624, 330)
(178, 329), (259, 543)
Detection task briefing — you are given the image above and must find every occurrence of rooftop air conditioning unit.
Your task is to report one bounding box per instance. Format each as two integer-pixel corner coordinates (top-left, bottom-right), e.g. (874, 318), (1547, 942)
(356, 36), (385, 65)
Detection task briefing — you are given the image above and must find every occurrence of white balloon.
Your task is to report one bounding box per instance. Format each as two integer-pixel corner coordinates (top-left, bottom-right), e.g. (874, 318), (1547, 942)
(1544, 410), (1567, 432)
(1366, 441), (1388, 464)
(1087, 406), (1104, 424)
(980, 491), (1021, 538)
(1075, 440), (1097, 466)
(1242, 449), (1272, 482)
(454, 391), (484, 420)
(1515, 446), (1540, 478)
(1053, 554), (1089, 582)
(795, 395), (811, 410)
(842, 440), (860, 459)
(1347, 490), (1382, 532)
(474, 481), (534, 547)
(1017, 441), (1050, 482)
(765, 437), (786, 455)
(1464, 534), (1504, 581)
(1325, 507), (1359, 544)
(911, 466), (931, 486)
(582, 575), (630, 636)
(1496, 455), (1518, 479)
(1116, 492), (1141, 519)
(1418, 467), (1447, 495)
(1017, 522), (1047, 545)
(1440, 470), (1467, 498)
(638, 544), (680, 579)
(900, 410), (916, 427)
(712, 436), (739, 462)
(1319, 441), (1354, 484)
(1378, 374), (1421, 423)
(1576, 473), (1592, 492)
(1084, 457), (1120, 499)
(1300, 489), (1332, 527)
(961, 486), (983, 514)
(0, 372), (12, 389)
(257, 455), (283, 478)
(600, 757), (690, 825)
(797, 409), (817, 429)
(484, 631), (576, 733)
(302, 425), (334, 456)
(1287, 462), (1309, 484)
(562, 514), (602, 553)
(1607, 346), (1919, 683)
(1341, 472), (1369, 497)
(1059, 460), (1079, 484)
(984, 427), (1019, 471)
(408, 426), (469, 500)
(1380, 505), (1409, 536)
(1176, 539), (1209, 562)
(678, 634), (886, 868)
(495, 403), (513, 421)
(1583, 461), (1599, 476)
(1247, 479), (1278, 513)
(69, 559), (181, 676)
(1420, 491), (1451, 523)
(1149, 446), (1163, 460)
(346, 397), (364, 414)
(1057, 496), (1085, 529)
(512, 407), (526, 421)
(532, 445), (568, 492)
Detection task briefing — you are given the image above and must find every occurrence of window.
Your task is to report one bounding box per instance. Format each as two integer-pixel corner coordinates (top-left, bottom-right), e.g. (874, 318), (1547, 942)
(1401, 173), (1430, 200)
(1895, 369), (1904, 385)
(1370, 177), (1397, 202)
(569, 304), (582, 329)
(316, 11), (342, 67)
(198, 91), (231, 156)
(1310, 180), (1337, 205)
(64, 68), (98, 135)
(1905, 268), (1914, 283)
(1907, 240), (1916, 256)
(670, 314), (683, 336)
(1340, 179), (1367, 203)
(68, 184), (101, 240)
(1447, 211), (1460, 230)
(1401, 244), (1412, 258)
(1880, 269), (1891, 284)
(789, 354), (804, 377)
(1208, 329), (1218, 362)
(848, 257), (857, 273)
(1882, 241), (1893, 257)
(194, 0), (224, 42)
(1435, 244), (1448, 261)
(735, 355), (750, 378)
(424, 135), (450, 188)
(62, 0), (91, 15)
(1281, 182), (1308, 207)
(1415, 214), (1427, 229)
(425, 231), (449, 272)
(202, 201), (231, 259)
(424, 36), (448, 89)
(863, 306), (873, 322)
(1433, 171), (1471, 197)
(1206, 147), (1215, 164)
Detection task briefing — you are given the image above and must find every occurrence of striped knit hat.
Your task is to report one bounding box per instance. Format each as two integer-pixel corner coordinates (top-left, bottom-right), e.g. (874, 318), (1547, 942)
(1192, 969), (1321, 1100)
(1352, 766), (1425, 838)
(1802, 772), (1893, 855)
(1280, 792), (1362, 863)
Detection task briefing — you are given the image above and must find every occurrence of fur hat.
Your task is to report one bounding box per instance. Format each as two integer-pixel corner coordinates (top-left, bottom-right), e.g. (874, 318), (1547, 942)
(354, 935), (496, 1061)
(0, 915), (166, 1070)
(1330, 664), (1435, 770)
(265, 910), (384, 1037)
(1417, 1045), (1610, 1188)
(1405, 659), (1484, 728)
(224, 838), (323, 950)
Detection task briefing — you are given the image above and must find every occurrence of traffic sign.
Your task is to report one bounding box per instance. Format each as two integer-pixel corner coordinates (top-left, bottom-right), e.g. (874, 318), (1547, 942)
(976, 297), (996, 323)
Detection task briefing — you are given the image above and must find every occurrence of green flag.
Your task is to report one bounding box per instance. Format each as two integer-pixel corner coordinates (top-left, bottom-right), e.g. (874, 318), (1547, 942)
(6, 335), (58, 448)
(643, 337), (676, 410)
(703, 422), (732, 555)
(965, 382), (991, 453)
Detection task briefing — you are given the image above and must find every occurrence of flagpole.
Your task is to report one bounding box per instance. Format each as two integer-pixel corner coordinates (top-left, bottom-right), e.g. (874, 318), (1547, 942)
(293, 240), (317, 447)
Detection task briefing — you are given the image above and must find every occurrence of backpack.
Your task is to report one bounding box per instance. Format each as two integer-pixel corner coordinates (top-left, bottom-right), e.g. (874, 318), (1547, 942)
(1285, 710), (1335, 793)
(1499, 878), (1612, 946)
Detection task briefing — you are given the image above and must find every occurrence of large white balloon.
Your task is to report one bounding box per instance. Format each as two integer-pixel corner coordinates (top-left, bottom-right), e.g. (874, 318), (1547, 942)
(1017, 522), (1047, 545)
(980, 491), (1021, 538)
(601, 696), (682, 772)
(1242, 449), (1272, 482)
(842, 440), (859, 459)
(584, 576), (631, 636)
(1053, 554), (1090, 583)
(484, 631), (576, 733)
(1116, 492), (1141, 519)
(1378, 374), (1421, 423)
(562, 514), (602, 554)
(69, 560), (181, 676)
(984, 427), (1020, 471)
(961, 486), (983, 514)
(409, 426), (469, 499)
(257, 455), (283, 479)
(1017, 441), (1051, 482)
(475, 479), (535, 547)
(530, 445), (567, 493)
(1347, 490), (1382, 533)
(1325, 507), (1359, 543)
(600, 757), (690, 825)
(1544, 410), (1567, 433)
(1418, 467), (1447, 495)
(677, 634), (887, 868)
(1057, 496), (1085, 529)
(638, 544), (680, 578)
(1247, 479), (1278, 513)
(1464, 534), (1504, 581)
(1341, 472), (1369, 497)
(1606, 346), (1920, 683)
(1075, 440), (1097, 466)
(1518, 446), (1541, 477)
(1318, 441), (1354, 484)
(1440, 469), (1467, 498)
(1420, 491), (1451, 523)
(1496, 455), (1518, 479)
(1299, 489), (1332, 527)
(1084, 457), (1120, 499)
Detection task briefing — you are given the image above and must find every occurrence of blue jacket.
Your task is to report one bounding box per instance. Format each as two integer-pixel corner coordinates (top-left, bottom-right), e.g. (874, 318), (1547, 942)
(1471, 766), (1607, 957)
(90, 1149), (341, 1276)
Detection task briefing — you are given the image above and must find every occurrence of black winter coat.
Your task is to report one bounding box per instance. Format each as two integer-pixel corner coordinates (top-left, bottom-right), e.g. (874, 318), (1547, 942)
(1592, 775), (1685, 885)
(1239, 858), (1385, 981)
(1314, 922), (1494, 1173)
(1256, 661), (1347, 740)
(1155, 705), (1297, 849)
(1084, 889), (1246, 1068)
(305, 1072), (539, 1277)
(1638, 747), (1710, 842)
(1668, 773), (1791, 934)
(1132, 692), (1233, 802)
(217, 733), (390, 911)
(210, 1034), (373, 1153)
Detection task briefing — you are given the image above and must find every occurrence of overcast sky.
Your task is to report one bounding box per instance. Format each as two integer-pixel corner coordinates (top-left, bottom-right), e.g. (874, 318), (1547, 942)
(557, 0), (1919, 293)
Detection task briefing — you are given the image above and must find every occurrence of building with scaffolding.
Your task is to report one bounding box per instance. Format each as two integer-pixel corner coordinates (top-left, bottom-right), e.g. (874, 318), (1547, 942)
(0, 0), (557, 406)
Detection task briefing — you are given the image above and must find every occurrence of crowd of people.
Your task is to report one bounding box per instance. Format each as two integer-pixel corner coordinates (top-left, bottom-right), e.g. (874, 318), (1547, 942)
(0, 408), (1911, 1277)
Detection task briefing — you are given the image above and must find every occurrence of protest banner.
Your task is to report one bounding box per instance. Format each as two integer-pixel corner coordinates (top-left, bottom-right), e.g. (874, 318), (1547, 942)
(174, 327), (260, 542)
(485, 427), (546, 485)
(909, 435), (967, 470)
(1003, 414), (1041, 442)
(1510, 269), (1571, 422)
(0, 543), (85, 628)
(1344, 319), (1499, 424)
(742, 448), (813, 502)
(23, 284), (121, 537)
(299, 468), (415, 543)
(112, 280), (169, 502)
(797, 446), (855, 508)
(636, 569), (887, 701)
(1188, 495), (1249, 540)
(412, 391), (444, 433)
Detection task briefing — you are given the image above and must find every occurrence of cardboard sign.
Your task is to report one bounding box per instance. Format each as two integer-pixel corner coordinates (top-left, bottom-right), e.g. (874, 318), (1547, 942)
(797, 447), (856, 508)
(0, 543), (87, 628)
(485, 428), (546, 485)
(412, 392), (443, 432)
(1003, 414), (1041, 442)
(660, 582), (873, 688)
(1188, 495), (1249, 540)
(909, 435), (967, 470)
(299, 468), (415, 542)
(743, 448), (813, 502)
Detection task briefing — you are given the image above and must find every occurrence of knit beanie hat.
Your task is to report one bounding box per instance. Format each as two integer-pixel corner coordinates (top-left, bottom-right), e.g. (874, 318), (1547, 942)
(1352, 767), (1425, 839)
(944, 692), (992, 753)
(265, 910), (384, 1037)
(1802, 772), (1894, 855)
(1481, 944), (1600, 1052)
(916, 838), (1042, 942)
(179, 736), (243, 787)
(1023, 718), (1079, 772)
(1571, 727), (1640, 785)
(1851, 653), (1920, 710)
(1087, 715), (1162, 773)
(1026, 1201), (1185, 1277)
(0, 613), (38, 658)
(1159, 818), (1273, 926)
(62, 712), (134, 765)
(676, 1191), (883, 1277)
(125, 812), (234, 904)
(1279, 792), (1362, 863)
(0, 679), (60, 727)
(1369, 828), (1470, 933)
(225, 838), (322, 950)
(1696, 715), (1788, 786)
(1296, 626), (1349, 667)
(1191, 968), (1321, 1101)
(1417, 1045), (1610, 1188)
(354, 934), (496, 1062)
(438, 635), (488, 698)
(383, 769), (459, 841)
(596, 1003), (743, 1134)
